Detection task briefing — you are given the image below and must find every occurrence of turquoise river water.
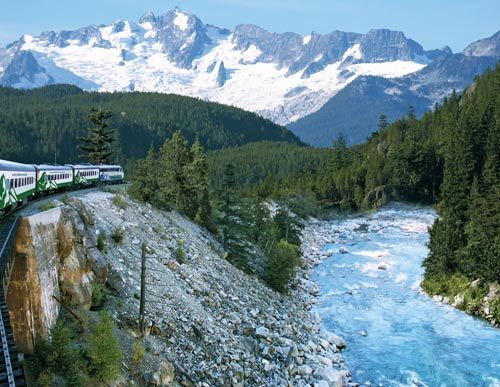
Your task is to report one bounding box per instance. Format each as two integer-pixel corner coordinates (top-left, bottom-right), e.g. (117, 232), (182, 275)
(312, 204), (500, 387)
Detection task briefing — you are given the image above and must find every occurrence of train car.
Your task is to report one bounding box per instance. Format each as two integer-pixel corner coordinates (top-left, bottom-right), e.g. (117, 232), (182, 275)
(0, 159), (36, 212)
(99, 165), (124, 184)
(68, 164), (100, 186)
(34, 164), (74, 194)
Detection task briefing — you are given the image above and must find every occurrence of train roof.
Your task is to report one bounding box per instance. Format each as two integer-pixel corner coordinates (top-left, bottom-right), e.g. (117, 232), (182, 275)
(34, 164), (73, 171)
(99, 165), (122, 169)
(0, 159), (36, 172)
(66, 164), (100, 169)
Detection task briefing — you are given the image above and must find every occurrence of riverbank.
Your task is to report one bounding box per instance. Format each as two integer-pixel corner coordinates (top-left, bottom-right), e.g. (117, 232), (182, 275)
(422, 275), (500, 328)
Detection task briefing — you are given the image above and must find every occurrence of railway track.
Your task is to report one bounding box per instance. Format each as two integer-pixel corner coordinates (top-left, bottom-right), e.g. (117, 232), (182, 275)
(0, 216), (25, 386)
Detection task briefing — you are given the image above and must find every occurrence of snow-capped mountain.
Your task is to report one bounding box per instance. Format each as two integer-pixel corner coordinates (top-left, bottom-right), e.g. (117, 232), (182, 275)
(289, 34), (500, 146)
(0, 8), (441, 125)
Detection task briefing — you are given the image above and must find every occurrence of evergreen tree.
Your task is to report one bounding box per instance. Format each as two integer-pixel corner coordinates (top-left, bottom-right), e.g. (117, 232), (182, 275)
(158, 131), (196, 217)
(215, 163), (250, 270)
(78, 108), (114, 164)
(129, 146), (158, 203)
(189, 138), (212, 228)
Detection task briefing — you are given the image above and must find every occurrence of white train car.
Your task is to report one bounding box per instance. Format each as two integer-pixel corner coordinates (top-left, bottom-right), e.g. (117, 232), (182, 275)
(68, 164), (100, 186)
(0, 159), (36, 211)
(34, 164), (74, 193)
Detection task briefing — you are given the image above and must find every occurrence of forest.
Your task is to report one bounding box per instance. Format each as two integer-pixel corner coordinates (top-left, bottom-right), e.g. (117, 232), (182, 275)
(0, 84), (300, 164)
(207, 63), (500, 289)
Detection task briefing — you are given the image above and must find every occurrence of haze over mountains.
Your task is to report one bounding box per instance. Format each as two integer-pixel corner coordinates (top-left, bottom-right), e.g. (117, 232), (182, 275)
(0, 8), (498, 146)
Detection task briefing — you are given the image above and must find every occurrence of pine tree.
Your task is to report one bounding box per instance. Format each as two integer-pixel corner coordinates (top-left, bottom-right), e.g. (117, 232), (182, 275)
(79, 108), (114, 164)
(158, 131), (196, 217)
(189, 138), (212, 228)
(216, 163), (250, 270)
(129, 146), (158, 203)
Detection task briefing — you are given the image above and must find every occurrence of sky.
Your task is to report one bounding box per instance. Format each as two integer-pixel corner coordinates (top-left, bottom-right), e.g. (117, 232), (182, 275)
(0, 0), (499, 52)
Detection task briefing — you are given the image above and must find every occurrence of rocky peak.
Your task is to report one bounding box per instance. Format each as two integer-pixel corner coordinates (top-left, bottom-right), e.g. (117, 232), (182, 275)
(463, 30), (500, 57)
(138, 11), (157, 25)
(38, 25), (110, 48)
(0, 50), (53, 88)
(358, 29), (425, 62)
(154, 8), (212, 68)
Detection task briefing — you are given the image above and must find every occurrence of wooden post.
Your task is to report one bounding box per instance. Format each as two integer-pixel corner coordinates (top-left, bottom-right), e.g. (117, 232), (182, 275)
(139, 242), (147, 336)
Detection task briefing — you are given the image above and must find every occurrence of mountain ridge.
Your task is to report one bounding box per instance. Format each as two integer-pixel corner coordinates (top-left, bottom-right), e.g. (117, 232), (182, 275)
(0, 8), (498, 146)
(0, 9), (444, 123)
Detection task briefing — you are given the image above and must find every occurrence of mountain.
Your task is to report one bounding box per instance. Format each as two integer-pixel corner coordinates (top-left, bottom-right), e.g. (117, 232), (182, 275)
(0, 84), (301, 164)
(0, 8), (498, 146)
(0, 8), (443, 126)
(289, 33), (500, 146)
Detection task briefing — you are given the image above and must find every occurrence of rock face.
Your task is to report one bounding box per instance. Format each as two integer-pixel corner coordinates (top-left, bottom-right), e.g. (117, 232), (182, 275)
(6, 203), (106, 354)
(0, 50), (53, 88)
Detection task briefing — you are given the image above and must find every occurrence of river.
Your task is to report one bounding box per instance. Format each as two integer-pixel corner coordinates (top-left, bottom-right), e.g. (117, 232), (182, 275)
(311, 203), (500, 387)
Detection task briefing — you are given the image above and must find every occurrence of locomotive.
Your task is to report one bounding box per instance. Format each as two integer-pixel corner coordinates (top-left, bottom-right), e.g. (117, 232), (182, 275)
(0, 159), (124, 213)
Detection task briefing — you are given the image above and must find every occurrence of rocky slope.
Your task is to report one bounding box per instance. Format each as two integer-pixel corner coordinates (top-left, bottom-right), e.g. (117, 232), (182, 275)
(18, 189), (352, 386)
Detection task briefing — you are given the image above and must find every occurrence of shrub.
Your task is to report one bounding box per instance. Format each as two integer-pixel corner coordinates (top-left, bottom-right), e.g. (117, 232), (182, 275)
(30, 320), (84, 386)
(490, 297), (500, 322)
(174, 240), (186, 264)
(264, 240), (301, 294)
(112, 194), (128, 209)
(111, 227), (124, 244)
(97, 233), (106, 252)
(132, 339), (145, 366)
(85, 312), (122, 383)
(90, 283), (108, 311)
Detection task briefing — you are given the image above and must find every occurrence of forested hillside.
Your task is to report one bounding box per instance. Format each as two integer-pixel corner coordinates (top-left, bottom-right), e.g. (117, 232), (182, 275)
(0, 85), (300, 164)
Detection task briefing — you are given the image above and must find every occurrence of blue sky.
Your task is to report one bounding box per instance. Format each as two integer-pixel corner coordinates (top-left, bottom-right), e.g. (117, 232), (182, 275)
(1, 0), (498, 51)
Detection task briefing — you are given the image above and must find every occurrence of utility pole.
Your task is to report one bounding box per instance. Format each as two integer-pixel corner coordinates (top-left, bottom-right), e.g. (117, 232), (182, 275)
(139, 242), (147, 336)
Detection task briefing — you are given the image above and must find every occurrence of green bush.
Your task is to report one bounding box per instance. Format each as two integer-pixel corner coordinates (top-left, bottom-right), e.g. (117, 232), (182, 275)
(86, 311), (122, 383)
(97, 233), (106, 252)
(90, 283), (108, 311)
(421, 273), (470, 297)
(111, 227), (124, 244)
(264, 240), (301, 294)
(174, 240), (186, 264)
(490, 297), (500, 322)
(30, 320), (84, 386)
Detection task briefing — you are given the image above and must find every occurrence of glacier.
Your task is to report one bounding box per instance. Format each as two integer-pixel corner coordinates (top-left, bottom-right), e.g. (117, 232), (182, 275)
(0, 8), (431, 126)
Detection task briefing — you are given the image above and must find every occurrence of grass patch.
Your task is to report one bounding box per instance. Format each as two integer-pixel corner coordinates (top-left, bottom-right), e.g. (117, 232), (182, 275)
(132, 339), (145, 366)
(421, 273), (470, 297)
(112, 194), (128, 210)
(422, 273), (488, 314)
(39, 201), (57, 212)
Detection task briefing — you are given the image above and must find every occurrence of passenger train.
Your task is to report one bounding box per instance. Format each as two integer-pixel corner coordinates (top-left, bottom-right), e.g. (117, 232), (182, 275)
(0, 159), (124, 213)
